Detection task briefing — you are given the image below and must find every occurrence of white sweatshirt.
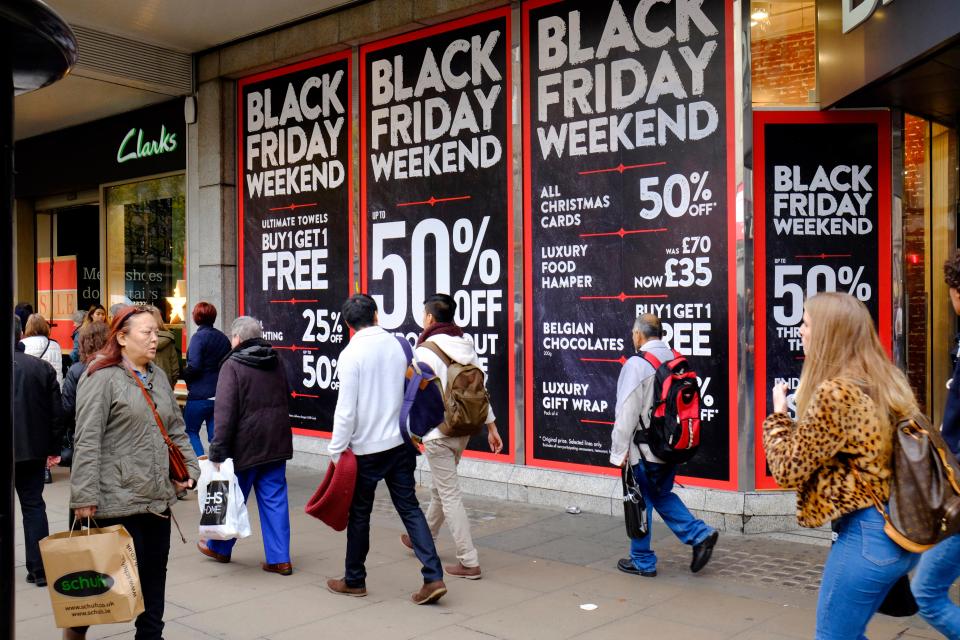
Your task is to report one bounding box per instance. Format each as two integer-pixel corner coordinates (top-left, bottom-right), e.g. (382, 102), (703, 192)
(415, 333), (495, 442)
(328, 326), (405, 461)
(21, 336), (63, 387)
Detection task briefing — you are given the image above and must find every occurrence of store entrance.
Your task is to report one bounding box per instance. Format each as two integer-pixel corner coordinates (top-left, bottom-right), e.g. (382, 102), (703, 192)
(902, 115), (958, 426)
(35, 203), (101, 351)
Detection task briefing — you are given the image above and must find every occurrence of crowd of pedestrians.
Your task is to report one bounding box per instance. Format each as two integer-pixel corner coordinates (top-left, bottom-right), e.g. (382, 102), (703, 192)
(13, 254), (960, 639)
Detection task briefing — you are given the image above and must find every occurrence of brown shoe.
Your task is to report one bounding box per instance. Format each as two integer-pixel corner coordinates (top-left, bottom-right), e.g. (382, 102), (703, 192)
(63, 629), (86, 640)
(326, 578), (367, 597)
(262, 562), (293, 576)
(445, 562), (481, 580)
(411, 580), (447, 605)
(400, 533), (413, 551)
(197, 541), (230, 563)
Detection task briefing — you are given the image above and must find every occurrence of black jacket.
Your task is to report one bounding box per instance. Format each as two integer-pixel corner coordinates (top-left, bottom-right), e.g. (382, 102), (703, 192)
(209, 339), (292, 471)
(61, 361), (87, 435)
(14, 344), (65, 462)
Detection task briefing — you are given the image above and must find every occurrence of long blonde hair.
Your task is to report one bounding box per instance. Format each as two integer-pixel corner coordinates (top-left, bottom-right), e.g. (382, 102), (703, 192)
(795, 292), (916, 421)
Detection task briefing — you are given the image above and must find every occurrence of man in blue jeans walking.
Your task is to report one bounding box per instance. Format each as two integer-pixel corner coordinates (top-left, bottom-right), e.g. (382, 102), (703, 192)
(609, 314), (718, 577)
(911, 251), (960, 637)
(325, 294), (447, 604)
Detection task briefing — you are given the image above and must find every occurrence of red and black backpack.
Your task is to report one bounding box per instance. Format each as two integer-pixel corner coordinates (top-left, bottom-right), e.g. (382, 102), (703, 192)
(634, 350), (702, 464)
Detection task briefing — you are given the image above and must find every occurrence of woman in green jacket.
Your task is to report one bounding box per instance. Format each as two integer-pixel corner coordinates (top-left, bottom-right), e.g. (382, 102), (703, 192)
(67, 306), (199, 640)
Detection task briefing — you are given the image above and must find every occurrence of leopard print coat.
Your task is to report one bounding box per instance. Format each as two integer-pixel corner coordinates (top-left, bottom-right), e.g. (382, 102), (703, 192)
(762, 378), (892, 528)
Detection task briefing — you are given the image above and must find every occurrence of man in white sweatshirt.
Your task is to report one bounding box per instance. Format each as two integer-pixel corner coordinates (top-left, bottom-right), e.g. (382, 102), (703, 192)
(326, 294), (447, 605)
(399, 293), (502, 580)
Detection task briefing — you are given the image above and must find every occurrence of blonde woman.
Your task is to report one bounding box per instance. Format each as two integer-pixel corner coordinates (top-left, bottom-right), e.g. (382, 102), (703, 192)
(21, 314), (64, 387)
(763, 292), (919, 639)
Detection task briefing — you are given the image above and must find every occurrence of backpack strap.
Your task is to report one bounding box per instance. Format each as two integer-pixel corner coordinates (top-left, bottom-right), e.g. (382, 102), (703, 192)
(395, 336), (414, 364)
(420, 341), (454, 367)
(640, 351), (662, 370)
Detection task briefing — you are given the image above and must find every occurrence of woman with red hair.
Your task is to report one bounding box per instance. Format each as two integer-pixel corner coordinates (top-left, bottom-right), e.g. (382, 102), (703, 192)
(182, 301), (231, 455)
(67, 305), (199, 640)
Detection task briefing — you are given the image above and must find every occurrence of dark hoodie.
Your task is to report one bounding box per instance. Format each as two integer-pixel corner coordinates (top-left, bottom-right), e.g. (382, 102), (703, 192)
(209, 339), (292, 471)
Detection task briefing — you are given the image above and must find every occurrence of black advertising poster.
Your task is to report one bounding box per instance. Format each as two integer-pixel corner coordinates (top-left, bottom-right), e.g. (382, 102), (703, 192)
(523, 0), (736, 487)
(754, 111), (891, 489)
(237, 51), (353, 435)
(360, 9), (514, 461)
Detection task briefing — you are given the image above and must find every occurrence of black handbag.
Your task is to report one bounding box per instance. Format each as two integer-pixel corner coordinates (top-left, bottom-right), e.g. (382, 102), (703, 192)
(877, 575), (919, 617)
(59, 430), (74, 468)
(622, 464), (649, 539)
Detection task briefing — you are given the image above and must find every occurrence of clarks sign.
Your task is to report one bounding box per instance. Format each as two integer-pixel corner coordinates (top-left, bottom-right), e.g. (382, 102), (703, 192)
(116, 125), (178, 164)
(842, 0), (899, 33)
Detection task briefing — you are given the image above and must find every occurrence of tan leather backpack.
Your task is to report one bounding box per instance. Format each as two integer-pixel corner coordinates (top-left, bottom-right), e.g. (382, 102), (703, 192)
(420, 342), (490, 438)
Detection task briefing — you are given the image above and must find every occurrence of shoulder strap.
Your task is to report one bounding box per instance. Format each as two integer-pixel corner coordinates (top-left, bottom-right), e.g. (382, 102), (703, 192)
(420, 341), (454, 366)
(126, 367), (174, 444)
(395, 336), (413, 364)
(40, 337), (50, 358)
(640, 351), (662, 370)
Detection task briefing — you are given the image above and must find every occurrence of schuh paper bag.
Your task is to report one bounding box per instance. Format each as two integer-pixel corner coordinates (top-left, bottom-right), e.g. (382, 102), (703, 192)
(197, 457), (251, 541)
(40, 523), (145, 629)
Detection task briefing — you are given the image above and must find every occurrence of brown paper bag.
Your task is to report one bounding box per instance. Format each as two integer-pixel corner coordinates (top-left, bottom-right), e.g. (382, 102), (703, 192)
(39, 524), (145, 629)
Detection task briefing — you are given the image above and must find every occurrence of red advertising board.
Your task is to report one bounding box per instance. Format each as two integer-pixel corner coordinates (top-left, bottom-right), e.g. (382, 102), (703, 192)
(37, 256), (78, 349)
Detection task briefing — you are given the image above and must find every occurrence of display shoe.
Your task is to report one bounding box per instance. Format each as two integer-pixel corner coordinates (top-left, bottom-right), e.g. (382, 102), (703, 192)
(326, 578), (367, 597)
(445, 562), (481, 580)
(262, 562), (293, 576)
(690, 531), (719, 573)
(411, 580), (447, 605)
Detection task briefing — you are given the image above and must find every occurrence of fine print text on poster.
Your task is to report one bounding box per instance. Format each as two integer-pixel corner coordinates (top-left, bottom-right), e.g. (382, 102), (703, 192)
(523, 0), (736, 485)
(361, 9), (514, 459)
(238, 51), (353, 434)
(754, 111), (891, 489)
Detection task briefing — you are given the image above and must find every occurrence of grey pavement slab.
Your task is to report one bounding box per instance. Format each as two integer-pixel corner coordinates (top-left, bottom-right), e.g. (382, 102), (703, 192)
(12, 465), (941, 639)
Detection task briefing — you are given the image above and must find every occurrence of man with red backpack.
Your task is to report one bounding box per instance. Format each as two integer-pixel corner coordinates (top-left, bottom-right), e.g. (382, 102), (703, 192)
(399, 293), (502, 580)
(609, 314), (718, 577)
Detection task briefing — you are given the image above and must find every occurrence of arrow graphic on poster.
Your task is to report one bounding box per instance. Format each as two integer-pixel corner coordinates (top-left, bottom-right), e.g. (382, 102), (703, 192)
(397, 195), (472, 207)
(581, 419), (615, 425)
(580, 356), (628, 365)
(274, 345), (320, 353)
(290, 391), (320, 399)
(270, 298), (320, 304)
(579, 227), (668, 239)
(580, 292), (668, 302)
(269, 202), (318, 212)
(578, 161), (667, 176)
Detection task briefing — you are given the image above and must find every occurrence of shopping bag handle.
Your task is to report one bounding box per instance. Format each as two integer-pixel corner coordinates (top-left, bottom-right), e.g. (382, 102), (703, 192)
(69, 515), (100, 536)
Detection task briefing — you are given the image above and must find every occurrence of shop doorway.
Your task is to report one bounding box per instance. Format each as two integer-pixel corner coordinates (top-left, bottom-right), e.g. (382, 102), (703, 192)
(35, 204), (101, 352)
(902, 115), (959, 426)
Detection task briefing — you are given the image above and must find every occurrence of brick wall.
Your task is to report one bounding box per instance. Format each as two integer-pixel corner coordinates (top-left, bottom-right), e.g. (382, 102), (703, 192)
(903, 115), (928, 412)
(752, 30), (816, 106)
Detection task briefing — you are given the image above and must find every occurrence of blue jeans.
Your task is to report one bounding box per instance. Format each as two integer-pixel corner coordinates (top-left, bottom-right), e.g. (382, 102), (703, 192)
(207, 461), (291, 565)
(183, 399), (215, 456)
(628, 459), (714, 572)
(345, 445), (443, 587)
(911, 533), (960, 638)
(817, 507), (918, 639)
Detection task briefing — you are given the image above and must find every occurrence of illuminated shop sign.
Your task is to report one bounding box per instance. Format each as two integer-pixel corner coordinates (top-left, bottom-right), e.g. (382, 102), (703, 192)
(116, 125), (178, 164)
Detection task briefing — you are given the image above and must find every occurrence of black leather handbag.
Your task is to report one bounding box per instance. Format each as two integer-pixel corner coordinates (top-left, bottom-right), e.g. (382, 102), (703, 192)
(622, 464), (649, 539)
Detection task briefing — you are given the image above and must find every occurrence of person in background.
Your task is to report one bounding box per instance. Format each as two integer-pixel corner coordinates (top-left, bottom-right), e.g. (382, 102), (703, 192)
(68, 306), (199, 640)
(82, 303), (107, 327)
(910, 251), (960, 636)
(609, 314), (718, 578)
(108, 302), (126, 322)
(21, 313), (64, 387)
(406, 293), (502, 579)
(69, 309), (86, 364)
(13, 316), (64, 587)
(198, 316), (294, 575)
(182, 302), (231, 456)
(14, 302), (33, 334)
(146, 305), (180, 390)
(763, 292), (919, 639)
(326, 294), (447, 605)
(62, 321), (109, 467)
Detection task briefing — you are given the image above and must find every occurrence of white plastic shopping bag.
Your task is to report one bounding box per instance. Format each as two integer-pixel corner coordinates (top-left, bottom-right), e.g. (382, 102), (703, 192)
(197, 458), (251, 541)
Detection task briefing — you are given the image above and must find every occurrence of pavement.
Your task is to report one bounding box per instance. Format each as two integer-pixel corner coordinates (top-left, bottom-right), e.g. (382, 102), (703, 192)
(12, 464), (946, 639)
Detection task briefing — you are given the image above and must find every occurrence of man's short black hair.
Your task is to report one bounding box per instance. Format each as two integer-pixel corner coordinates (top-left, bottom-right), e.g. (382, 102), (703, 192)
(424, 293), (456, 323)
(13, 316), (21, 341)
(342, 294), (377, 330)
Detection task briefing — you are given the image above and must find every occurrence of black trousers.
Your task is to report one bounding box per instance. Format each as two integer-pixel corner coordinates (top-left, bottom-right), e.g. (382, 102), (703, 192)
(71, 512), (171, 640)
(14, 459), (49, 577)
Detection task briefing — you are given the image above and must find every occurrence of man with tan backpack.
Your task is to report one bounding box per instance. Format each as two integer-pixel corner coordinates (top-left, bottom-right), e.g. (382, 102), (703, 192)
(400, 293), (502, 579)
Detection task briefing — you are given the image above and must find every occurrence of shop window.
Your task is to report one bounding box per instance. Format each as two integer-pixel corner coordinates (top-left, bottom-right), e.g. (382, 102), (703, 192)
(104, 174), (187, 335)
(750, 1), (817, 107)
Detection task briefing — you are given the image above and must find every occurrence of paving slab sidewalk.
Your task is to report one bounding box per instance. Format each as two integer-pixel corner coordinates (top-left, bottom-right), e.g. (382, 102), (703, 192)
(13, 465), (941, 639)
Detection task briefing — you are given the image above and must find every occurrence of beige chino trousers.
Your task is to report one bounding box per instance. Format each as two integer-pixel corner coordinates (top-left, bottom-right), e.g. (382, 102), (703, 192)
(424, 434), (479, 568)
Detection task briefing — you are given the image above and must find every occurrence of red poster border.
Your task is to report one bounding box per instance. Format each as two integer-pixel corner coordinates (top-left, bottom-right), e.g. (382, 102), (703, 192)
(358, 7), (515, 463)
(235, 48), (355, 439)
(521, 0), (738, 490)
(752, 110), (893, 490)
